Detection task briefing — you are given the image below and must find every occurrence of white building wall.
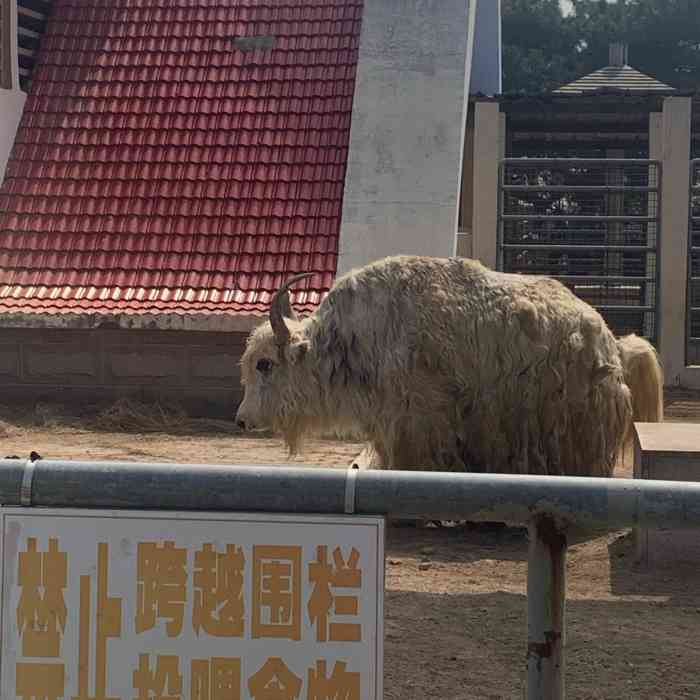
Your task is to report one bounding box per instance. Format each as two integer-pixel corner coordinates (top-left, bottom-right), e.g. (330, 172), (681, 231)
(337, 0), (478, 275)
(0, 88), (26, 183)
(0, 0), (25, 184)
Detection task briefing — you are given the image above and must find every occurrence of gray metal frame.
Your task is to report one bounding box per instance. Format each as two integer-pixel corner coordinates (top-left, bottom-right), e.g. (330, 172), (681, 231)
(688, 159), (700, 365)
(497, 157), (662, 344)
(3, 457), (700, 699)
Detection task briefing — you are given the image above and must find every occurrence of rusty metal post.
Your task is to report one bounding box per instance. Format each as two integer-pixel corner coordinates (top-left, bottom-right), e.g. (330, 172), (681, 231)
(527, 515), (567, 700)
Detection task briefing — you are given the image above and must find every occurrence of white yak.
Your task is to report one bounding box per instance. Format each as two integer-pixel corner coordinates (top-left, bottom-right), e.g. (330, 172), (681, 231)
(235, 255), (663, 476)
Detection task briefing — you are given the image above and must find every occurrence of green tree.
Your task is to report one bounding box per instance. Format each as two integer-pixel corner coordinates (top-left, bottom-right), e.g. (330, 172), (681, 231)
(570, 0), (700, 90)
(501, 0), (578, 93)
(501, 0), (700, 93)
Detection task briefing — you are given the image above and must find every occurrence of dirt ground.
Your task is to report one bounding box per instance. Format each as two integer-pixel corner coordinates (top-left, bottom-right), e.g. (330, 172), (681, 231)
(2, 389), (700, 699)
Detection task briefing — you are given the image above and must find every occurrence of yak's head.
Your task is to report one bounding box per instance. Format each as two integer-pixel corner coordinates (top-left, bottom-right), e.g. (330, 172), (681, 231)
(235, 273), (316, 451)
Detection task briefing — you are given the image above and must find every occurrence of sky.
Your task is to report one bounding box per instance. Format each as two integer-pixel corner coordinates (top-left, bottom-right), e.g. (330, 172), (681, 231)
(560, 0), (574, 14)
(559, 0), (616, 14)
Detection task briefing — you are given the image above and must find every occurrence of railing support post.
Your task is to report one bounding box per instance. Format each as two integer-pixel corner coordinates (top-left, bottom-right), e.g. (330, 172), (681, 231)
(527, 515), (567, 700)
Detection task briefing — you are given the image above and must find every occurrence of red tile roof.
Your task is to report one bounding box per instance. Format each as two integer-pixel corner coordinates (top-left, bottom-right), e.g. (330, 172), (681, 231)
(0, 0), (364, 317)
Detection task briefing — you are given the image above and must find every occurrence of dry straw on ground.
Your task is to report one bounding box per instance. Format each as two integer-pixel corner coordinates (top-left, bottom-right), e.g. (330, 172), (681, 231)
(89, 397), (241, 435)
(0, 419), (19, 438)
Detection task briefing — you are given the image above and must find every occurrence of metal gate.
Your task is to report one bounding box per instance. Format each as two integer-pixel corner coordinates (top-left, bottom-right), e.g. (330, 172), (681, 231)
(497, 158), (661, 344)
(689, 160), (700, 365)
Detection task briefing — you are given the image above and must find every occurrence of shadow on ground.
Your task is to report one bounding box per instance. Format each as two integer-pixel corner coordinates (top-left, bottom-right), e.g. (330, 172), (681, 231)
(384, 588), (700, 700)
(608, 529), (700, 605)
(386, 523), (529, 565)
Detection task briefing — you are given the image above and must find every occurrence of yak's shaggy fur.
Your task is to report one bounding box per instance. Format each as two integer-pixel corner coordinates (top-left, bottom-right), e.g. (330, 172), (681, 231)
(236, 255), (664, 477)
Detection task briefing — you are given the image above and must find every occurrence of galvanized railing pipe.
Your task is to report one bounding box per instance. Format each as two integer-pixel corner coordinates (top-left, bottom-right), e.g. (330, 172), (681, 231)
(3, 459), (700, 528)
(3, 458), (700, 700)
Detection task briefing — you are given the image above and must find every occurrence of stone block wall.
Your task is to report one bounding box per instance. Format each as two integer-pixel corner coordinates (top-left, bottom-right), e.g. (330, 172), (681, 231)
(0, 327), (248, 417)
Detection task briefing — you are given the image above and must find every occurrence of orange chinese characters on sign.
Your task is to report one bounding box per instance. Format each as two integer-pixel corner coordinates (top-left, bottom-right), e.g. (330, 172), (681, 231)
(15, 663), (65, 700)
(136, 542), (187, 637)
(252, 546), (302, 641)
(193, 544), (245, 637)
(248, 657), (302, 700)
(307, 546), (362, 643)
(17, 537), (68, 657)
(15, 537), (68, 700)
(133, 654), (182, 700)
(72, 543), (123, 700)
(307, 660), (360, 700)
(191, 658), (241, 700)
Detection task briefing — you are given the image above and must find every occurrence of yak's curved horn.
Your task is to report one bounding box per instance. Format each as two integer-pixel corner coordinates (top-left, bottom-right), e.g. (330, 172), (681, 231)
(270, 272), (314, 346)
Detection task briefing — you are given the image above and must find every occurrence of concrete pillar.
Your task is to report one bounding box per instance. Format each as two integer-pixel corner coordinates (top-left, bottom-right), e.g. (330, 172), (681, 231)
(471, 101), (505, 270)
(648, 112), (662, 163)
(656, 97), (691, 384)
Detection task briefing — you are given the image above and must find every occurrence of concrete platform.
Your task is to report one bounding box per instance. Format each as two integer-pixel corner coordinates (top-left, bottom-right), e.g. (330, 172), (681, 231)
(634, 422), (700, 566)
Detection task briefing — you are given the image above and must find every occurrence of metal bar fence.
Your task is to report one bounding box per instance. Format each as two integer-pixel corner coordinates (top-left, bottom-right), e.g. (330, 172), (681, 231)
(3, 458), (700, 699)
(688, 159), (700, 365)
(497, 158), (662, 344)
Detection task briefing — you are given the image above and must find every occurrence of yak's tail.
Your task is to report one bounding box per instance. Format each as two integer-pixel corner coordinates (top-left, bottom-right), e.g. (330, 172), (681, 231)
(617, 333), (664, 424)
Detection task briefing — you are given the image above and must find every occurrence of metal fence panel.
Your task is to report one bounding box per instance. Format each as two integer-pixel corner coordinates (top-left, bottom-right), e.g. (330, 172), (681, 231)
(497, 158), (661, 344)
(688, 160), (700, 365)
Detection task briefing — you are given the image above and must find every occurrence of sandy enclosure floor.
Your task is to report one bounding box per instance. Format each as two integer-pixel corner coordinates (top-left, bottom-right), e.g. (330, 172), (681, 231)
(1, 389), (700, 699)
